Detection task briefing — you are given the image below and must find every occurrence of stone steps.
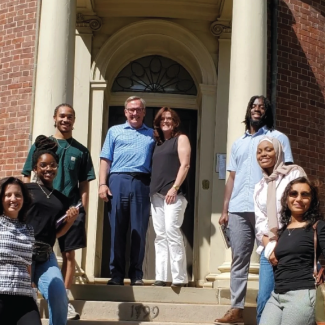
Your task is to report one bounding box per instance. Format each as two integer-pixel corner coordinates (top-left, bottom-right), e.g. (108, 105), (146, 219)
(68, 284), (258, 306)
(39, 284), (257, 324)
(41, 321), (215, 325)
(39, 300), (256, 324)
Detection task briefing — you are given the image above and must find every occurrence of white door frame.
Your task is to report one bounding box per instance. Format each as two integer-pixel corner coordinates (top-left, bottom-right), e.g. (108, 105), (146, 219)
(85, 19), (218, 285)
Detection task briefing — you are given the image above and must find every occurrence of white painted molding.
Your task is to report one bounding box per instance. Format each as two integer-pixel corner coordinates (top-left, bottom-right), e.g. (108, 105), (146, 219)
(90, 81), (107, 89)
(109, 92), (198, 110)
(76, 0), (96, 15)
(91, 19), (217, 87)
(93, 0), (224, 21)
(210, 20), (232, 38)
(76, 13), (102, 30)
(199, 84), (218, 96)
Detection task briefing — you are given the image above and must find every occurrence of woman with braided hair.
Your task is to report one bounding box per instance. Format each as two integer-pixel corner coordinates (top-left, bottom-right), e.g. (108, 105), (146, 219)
(26, 135), (79, 325)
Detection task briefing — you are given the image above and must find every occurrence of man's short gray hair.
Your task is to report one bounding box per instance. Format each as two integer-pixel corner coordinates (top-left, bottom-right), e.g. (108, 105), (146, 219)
(124, 96), (146, 109)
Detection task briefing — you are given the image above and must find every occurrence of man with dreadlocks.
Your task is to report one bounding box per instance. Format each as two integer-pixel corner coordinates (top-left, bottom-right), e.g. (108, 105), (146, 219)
(214, 96), (293, 325)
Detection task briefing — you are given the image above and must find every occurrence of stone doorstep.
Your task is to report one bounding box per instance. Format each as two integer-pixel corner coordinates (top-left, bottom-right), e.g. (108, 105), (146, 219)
(40, 321), (222, 325)
(218, 288), (258, 306)
(68, 284), (258, 306)
(39, 301), (257, 324)
(69, 285), (219, 304)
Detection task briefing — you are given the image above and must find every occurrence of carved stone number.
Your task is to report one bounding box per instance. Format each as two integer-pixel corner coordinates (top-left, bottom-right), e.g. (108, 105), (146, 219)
(130, 304), (159, 320)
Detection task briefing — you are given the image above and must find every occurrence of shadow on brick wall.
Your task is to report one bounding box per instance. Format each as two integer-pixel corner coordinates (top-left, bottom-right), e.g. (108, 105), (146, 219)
(275, 0), (325, 210)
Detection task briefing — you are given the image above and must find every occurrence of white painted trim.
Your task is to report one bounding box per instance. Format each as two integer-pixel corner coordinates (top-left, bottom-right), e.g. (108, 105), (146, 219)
(90, 19), (217, 86)
(86, 19), (218, 283)
(109, 93), (198, 110)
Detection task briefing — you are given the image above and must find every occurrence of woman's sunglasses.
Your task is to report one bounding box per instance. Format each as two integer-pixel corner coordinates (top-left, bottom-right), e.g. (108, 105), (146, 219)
(288, 190), (311, 198)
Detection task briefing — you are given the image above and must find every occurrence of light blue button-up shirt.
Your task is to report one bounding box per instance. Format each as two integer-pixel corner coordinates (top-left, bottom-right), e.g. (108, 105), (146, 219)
(227, 126), (293, 213)
(100, 122), (155, 174)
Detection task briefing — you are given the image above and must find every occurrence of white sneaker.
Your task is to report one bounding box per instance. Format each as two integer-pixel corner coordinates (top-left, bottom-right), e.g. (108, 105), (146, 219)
(67, 303), (80, 320)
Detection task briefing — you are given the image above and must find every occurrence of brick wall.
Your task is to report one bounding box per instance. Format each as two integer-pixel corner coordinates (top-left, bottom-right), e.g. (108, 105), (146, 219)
(275, 0), (325, 208)
(0, 0), (324, 189)
(0, 0), (37, 178)
(267, 0), (273, 100)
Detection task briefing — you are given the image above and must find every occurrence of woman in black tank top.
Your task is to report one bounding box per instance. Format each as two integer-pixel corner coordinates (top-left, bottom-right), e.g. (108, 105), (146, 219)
(150, 107), (191, 287)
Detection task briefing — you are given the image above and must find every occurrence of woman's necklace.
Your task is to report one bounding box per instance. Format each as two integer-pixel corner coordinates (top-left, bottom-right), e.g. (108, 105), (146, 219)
(53, 136), (73, 150)
(287, 220), (306, 236)
(37, 182), (54, 199)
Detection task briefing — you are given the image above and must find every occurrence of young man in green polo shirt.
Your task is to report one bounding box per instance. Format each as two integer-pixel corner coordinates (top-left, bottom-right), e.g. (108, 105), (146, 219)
(22, 103), (96, 320)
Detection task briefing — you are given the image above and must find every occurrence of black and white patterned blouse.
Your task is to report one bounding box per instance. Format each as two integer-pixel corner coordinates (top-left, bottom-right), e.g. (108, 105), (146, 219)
(0, 215), (34, 297)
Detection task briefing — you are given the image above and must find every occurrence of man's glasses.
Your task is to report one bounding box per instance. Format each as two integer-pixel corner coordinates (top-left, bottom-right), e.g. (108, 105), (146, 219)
(126, 108), (143, 113)
(38, 163), (58, 170)
(288, 190), (311, 198)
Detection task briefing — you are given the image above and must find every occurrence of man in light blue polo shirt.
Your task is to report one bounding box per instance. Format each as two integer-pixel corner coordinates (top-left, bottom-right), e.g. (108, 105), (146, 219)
(98, 96), (155, 286)
(215, 95), (293, 325)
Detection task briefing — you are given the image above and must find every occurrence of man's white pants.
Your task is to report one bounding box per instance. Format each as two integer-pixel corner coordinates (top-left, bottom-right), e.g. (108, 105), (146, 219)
(151, 193), (188, 284)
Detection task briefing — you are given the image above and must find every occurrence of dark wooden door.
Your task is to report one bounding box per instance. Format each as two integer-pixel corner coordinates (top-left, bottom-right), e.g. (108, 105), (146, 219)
(101, 106), (197, 281)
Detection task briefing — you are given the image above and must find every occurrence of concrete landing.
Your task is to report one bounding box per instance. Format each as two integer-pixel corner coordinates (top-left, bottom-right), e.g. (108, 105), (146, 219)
(69, 284), (258, 306)
(41, 321), (216, 325)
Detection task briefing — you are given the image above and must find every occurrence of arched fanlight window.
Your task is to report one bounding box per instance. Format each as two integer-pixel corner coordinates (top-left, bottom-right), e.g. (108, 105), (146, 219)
(112, 55), (197, 95)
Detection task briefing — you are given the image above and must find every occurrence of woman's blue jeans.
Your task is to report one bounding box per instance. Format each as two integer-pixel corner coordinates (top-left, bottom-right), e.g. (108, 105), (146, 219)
(32, 252), (68, 325)
(257, 249), (275, 324)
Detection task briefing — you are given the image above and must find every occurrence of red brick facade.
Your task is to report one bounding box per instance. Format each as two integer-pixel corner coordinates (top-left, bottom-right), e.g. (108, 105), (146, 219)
(0, 0), (324, 196)
(0, 0), (37, 178)
(274, 0), (325, 207)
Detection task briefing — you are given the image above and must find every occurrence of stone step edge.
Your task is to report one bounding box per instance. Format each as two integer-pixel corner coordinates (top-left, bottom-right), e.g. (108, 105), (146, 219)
(41, 321), (218, 325)
(37, 298), (256, 307)
(38, 298), (221, 306)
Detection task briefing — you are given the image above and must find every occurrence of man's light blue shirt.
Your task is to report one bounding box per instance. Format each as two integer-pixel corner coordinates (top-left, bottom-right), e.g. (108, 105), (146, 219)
(227, 126), (293, 213)
(100, 122), (155, 174)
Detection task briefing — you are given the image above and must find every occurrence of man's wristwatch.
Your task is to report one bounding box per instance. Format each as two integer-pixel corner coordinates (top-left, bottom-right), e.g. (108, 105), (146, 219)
(173, 184), (180, 191)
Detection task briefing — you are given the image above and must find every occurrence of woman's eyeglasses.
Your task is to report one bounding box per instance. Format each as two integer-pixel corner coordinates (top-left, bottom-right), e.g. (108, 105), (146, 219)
(288, 190), (311, 198)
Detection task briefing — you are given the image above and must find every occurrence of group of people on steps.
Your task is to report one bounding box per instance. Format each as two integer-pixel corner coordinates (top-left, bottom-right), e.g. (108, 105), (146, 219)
(0, 96), (323, 325)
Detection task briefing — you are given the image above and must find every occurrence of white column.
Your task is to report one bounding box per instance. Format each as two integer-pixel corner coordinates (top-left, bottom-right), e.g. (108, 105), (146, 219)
(219, 0), (268, 287)
(227, 0), (267, 148)
(195, 84), (217, 287)
(72, 28), (93, 274)
(32, 0), (76, 139)
(73, 28), (93, 147)
(32, 0), (76, 263)
(205, 39), (231, 287)
(84, 82), (107, 282)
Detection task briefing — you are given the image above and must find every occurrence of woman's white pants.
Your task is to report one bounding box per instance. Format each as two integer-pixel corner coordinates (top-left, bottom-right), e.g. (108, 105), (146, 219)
(151, 193), (188, 284)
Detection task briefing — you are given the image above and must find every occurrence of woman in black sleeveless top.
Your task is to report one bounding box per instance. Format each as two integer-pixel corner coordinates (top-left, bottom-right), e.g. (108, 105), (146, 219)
(150, 107), (191, 287)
